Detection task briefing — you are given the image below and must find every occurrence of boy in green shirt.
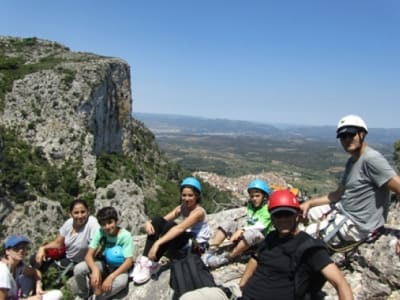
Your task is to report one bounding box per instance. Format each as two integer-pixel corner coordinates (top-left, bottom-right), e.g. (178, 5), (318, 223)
(202, 179), (272, 268)
(74, 207), (134, 299)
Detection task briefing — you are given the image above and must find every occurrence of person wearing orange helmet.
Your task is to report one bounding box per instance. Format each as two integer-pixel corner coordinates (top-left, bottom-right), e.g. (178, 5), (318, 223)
(300, 115), (400, 251)
(238, 190), (353, 300)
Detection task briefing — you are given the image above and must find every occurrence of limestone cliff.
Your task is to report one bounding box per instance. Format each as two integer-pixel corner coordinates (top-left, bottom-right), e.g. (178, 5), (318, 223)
(0, 36), (166, 244)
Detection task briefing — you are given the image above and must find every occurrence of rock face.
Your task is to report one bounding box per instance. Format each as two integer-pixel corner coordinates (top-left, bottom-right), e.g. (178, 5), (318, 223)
(0, 36), (161, 243)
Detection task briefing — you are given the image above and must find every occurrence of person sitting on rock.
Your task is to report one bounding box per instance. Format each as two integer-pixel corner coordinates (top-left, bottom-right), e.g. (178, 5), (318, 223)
(131, 177), (210, 284)
(202, 179), (273, 268)
(300, 115), (400, 250)
(239, 190), (354, 300)
(31, 199), (100, 282)
(74, 206), (134, 300)
(0, 235), (63, 300)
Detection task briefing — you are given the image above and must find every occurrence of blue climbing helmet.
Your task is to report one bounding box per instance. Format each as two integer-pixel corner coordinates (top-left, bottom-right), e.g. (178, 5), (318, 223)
(247, 179), (271, 196)
(180, 177), (202, 194)
(104, 245), (125, 267)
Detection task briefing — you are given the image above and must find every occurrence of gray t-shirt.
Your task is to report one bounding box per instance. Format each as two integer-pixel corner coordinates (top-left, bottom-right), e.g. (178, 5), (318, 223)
(336, 146), (396, 232)
(60, 215), (100, 262)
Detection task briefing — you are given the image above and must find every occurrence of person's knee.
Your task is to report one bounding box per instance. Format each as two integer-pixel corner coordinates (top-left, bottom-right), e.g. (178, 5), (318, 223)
(74, 261), (88, 276)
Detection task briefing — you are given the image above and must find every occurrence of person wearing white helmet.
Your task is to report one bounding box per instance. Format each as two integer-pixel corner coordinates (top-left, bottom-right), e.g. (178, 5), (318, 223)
(300, 115), (400, 252)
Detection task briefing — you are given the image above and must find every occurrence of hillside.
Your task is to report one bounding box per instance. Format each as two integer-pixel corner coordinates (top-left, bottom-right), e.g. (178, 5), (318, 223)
(134, 112), (398, 197)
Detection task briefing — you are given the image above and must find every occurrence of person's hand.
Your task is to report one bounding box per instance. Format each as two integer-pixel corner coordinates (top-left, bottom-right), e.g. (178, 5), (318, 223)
(299, 201), (311, 219)
(148, 242), (159, 261)
(102, 275), (114, 293)
(231, 229), (244, 242)
(35, 280), (44, 295)
(90, 268), (102, 290)
(35, 247), (46, 266)
(396, 239), (400, 256)
(145, 221), (155, 235)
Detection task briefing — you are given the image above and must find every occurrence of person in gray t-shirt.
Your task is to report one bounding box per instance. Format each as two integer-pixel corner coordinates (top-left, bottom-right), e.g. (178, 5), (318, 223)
(31, 199), (100, 277)
(300, 115), (400, 251)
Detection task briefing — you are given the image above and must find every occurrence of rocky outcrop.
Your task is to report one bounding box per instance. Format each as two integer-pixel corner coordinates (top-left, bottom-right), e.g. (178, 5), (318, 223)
(117, 207), (400, 300)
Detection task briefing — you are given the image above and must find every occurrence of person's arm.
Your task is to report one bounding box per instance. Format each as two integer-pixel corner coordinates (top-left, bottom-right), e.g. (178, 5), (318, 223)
(159, 207), (203, 244)
(321, 263), (354, 300)
(101, 257), (133, 293)
(147, 207), (204, 260)
(163, 205), (181, 222)
(0, 288), (8, 300)
(385, 175), (400, 195)
(300, 185), (344, 219)
(35, 235), (65, 265)
(239, 256), (258, 289)
(385, 175), (400, 255)
(144, 205), (181, 236)
(84, 247), (102, 290)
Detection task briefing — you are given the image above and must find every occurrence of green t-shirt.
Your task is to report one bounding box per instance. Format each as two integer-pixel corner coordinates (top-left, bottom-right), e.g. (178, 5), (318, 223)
(89, 227), (134, 258)
(246, 203), (273, 235)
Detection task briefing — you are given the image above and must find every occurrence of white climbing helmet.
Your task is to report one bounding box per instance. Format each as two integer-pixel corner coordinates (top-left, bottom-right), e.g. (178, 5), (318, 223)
(336, 114), (368, 138)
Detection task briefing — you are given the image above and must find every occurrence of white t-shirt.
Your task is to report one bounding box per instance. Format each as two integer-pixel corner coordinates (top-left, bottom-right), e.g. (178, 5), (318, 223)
(60, 215), (100, 262)
(0, 261), (18, 300)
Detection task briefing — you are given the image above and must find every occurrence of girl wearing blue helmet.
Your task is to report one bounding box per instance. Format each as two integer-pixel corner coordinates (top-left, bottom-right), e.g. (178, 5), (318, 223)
(131, 177), (210, 284)
(202, 179), (273, 268)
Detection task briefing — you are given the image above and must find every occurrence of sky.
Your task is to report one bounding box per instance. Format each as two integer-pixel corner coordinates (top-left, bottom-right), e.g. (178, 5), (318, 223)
(1, 1), (400, 128)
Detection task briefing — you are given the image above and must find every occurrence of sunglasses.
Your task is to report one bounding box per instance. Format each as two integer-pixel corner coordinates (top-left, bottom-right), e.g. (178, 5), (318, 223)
(338, 132), (357, 139)
(11, 244), (30, 252)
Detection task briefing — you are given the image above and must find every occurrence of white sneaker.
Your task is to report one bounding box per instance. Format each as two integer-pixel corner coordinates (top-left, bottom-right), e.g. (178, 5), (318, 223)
(129, 259), (142, 280)
(132, 256), (152, 284)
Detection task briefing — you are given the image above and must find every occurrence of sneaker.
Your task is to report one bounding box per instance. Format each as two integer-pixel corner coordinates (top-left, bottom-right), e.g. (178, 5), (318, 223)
(201, 248), (217, 266)
(205, 253), (230, 268)
(129, 257), (143, 280)
(132, 256), (153, 284)
(150, 261), (160, 274)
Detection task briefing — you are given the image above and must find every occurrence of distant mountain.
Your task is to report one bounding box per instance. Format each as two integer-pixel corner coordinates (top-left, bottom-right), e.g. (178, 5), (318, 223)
(134, 112), (400, 147)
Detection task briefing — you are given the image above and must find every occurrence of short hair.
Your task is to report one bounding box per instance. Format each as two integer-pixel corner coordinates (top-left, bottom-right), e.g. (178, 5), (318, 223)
(96, 206), (118, 224)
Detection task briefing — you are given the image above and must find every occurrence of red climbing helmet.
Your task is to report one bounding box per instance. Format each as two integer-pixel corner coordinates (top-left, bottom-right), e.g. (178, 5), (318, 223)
(268, 189), (300, 214)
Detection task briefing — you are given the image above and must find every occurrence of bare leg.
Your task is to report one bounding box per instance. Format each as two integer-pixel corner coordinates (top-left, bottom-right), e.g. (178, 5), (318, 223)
(209, 229), (227, 249)
(229, 239), (250, 259)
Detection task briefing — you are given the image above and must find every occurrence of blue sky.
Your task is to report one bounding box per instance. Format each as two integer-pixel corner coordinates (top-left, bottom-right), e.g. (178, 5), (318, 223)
(1, 1), (399, 128)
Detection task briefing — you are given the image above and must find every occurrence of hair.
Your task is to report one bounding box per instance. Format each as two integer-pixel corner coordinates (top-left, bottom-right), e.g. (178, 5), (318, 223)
(69, 198), (89, 213)
(181, 185), (202, 203)
(96, 206), (118, 224)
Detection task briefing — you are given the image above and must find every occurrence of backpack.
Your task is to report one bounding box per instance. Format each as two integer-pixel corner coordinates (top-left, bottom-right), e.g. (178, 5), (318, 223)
(288, 235), (328, 300)
(169, 253), (216, 300)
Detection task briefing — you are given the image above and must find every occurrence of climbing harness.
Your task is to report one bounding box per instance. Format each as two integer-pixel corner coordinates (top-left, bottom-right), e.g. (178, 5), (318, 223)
(314, 206), (383, 254)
